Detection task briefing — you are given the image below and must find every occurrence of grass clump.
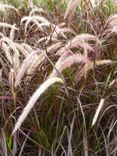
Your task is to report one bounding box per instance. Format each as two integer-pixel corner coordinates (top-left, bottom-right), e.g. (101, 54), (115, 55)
(0, 0), (117, 155)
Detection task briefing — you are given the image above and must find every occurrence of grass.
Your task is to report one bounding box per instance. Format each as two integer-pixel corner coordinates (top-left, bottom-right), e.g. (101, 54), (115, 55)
(0, 0), (117, 155)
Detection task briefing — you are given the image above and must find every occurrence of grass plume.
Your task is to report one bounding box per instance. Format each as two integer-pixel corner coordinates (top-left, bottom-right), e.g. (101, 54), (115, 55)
(12, 77), (63, 135)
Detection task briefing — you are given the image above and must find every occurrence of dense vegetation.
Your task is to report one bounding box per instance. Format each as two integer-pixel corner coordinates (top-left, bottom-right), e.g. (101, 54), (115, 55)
(0, 0), (117, 155)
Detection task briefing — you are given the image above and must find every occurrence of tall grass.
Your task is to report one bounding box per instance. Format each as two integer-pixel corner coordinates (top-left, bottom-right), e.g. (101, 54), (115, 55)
(0, 0), (117, 155)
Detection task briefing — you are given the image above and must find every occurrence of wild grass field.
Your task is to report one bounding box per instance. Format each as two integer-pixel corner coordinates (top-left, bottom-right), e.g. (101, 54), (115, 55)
(0, 0), (117, 155)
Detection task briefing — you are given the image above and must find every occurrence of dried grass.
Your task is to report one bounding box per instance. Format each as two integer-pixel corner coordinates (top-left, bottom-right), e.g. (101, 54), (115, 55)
(29, 7), (46, 16)
(9, 24), (17, 41)
(27, 52), (45, 75)
(14, 49), (42, 87)
(14, 43), (29, 57)
(12, 77), (63, 135)
(92, 98), (105, 126)
(105, 15), (117, 27)
(56, 33), (100, 55)
(0, 22), (18, 30)
(0, 37), (20, 69)
(64, 0), (81, 19)
(109, 78), (117, 87)
(49, 52), (87, 78)
(1, 42), (13, 65)
(0, 2), (20, 15)
(75, 59), (114, 81)
(21, 16), (50, 33)
(0, 1), (116, 155)
(20, 43), (33, 53)
(51, 25), (76, 39)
